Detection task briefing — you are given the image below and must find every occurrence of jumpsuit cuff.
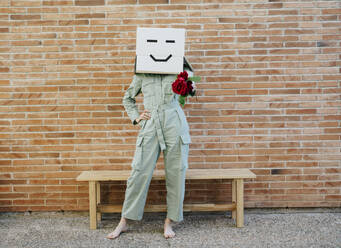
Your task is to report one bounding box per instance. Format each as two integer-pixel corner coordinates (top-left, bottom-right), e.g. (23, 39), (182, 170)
(129, 112), (140, 125)
(133, 118), (145, 128)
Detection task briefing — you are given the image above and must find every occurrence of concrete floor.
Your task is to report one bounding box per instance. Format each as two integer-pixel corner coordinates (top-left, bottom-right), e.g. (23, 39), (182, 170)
(0, 208), (340, 248)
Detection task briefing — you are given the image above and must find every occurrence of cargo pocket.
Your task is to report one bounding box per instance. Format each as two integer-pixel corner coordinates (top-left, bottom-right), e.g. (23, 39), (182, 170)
(179, 134), (191, 170)
(180, 134), (191, 145)
(131, 135), (144, 171)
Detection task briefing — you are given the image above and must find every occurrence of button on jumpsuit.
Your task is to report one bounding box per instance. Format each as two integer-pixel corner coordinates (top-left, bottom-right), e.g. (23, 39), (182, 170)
(121, 71), (192, 222)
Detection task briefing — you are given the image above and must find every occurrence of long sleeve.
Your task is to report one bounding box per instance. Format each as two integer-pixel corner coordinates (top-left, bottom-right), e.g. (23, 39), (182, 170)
(122, 74), (142, 125)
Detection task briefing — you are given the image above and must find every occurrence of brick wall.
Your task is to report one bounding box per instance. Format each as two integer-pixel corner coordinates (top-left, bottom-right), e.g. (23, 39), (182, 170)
(0, 0), (340, 212)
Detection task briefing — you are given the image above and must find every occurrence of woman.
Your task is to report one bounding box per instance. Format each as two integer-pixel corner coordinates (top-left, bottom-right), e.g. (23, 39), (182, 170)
(106, 68), (193, 239)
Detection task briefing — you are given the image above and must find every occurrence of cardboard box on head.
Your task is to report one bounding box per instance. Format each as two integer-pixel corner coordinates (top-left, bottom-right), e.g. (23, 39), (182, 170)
(135, 27), (193, 75)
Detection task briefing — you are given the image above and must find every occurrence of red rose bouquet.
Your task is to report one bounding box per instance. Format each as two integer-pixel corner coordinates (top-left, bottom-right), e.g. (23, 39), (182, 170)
(172, 70), (201, 107)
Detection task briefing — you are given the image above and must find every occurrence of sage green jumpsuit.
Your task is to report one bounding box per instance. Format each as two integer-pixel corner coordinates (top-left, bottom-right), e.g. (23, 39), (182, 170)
(121, 72), (192, 222)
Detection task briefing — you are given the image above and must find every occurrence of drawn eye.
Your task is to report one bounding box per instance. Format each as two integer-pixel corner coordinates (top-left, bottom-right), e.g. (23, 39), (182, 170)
(147, 39), (157, 43)
(166, 40), (175, 43)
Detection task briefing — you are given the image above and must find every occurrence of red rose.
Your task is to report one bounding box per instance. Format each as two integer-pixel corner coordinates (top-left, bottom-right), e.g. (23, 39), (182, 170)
(172, 70), (200, 106)
(177, 71), (188, 81)
(172, 77), (188, 96)
(187, 80), (194, 95)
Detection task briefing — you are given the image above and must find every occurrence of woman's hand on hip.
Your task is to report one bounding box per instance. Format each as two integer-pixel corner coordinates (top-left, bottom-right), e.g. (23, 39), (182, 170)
(136, 109), (151, 123)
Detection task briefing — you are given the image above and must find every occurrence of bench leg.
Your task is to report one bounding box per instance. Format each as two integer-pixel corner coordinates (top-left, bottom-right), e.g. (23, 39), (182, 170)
(89, 181), (97, 230)
(96, 182), (101, 222)
(231, 179), (236, 220)
(236, 179), (244, 227)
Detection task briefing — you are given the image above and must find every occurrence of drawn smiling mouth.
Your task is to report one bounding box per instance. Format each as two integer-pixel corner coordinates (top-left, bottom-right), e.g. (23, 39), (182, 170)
(150, 54), (172, 62)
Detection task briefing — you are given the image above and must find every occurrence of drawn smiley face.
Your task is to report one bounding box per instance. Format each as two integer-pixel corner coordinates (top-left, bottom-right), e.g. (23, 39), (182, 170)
(146, 39), (175, 62)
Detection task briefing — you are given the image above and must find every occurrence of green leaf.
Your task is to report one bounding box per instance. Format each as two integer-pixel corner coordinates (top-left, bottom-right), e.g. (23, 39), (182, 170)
(188, 76), (201, 82)
(179, 95), (186, 107)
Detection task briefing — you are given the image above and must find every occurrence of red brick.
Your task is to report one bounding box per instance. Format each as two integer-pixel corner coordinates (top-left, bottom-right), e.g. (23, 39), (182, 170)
(219, 17), (249, 23)
(140, 0), (167, 3)
(75, 13), (105, 19)
(13, 199), (45, 205)
(43, 1), (73, 6)
(13, 186), (44, 192)
(11, 15), (41, 20)
(75, 0), (104, 5)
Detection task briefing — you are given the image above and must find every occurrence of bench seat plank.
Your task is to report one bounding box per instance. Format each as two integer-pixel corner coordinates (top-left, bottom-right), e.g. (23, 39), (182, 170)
(76, 168), (256, 181)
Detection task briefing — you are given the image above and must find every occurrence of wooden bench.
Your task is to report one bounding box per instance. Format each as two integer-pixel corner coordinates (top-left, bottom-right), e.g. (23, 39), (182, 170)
(76, 168), (256, 230)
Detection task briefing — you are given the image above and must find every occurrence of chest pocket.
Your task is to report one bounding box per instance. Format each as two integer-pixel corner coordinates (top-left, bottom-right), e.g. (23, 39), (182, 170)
(163, 75), (176, 95)
(164, 82), (173, 95)
(142, 79), (155, 97)
(163, 80), (175, 103)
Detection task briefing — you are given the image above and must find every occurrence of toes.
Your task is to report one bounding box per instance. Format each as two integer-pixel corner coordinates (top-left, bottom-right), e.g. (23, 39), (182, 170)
(106, 232), (117, 239)
(164, 231), (175, 239)
(106, 225), (129, 239)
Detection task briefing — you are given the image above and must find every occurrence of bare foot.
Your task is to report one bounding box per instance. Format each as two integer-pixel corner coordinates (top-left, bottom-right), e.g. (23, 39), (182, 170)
(164, 218), (175, 239)
(106, 217), (128, 239)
